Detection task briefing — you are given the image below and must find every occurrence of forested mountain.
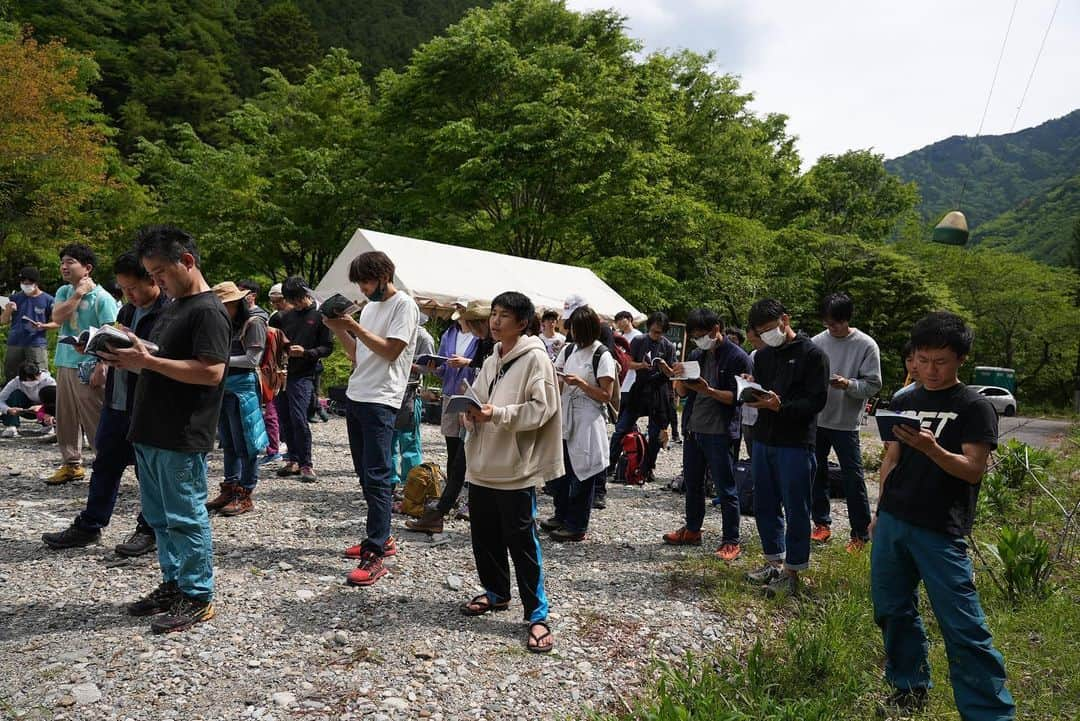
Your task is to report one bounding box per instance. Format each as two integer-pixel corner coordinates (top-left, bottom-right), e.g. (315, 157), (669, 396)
(8, 0), (490, 148)
(885, 109), (1080, 264)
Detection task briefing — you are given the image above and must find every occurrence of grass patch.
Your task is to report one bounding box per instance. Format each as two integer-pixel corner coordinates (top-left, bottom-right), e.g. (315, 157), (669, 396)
(601, 428), (1080, 721)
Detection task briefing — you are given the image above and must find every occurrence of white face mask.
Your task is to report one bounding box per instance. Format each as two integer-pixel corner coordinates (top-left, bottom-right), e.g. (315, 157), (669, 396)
(761, 325), (786, 348)
(693, 334), (717, 350)
(20, 283), (36, 295)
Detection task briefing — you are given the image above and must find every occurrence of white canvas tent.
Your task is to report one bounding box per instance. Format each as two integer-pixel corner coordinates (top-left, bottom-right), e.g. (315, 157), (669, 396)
(316, 229), (644, 322)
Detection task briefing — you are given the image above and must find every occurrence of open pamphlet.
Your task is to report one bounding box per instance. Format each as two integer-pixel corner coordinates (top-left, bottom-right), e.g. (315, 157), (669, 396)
(59, 325), (158, 358)
(318, 293), (362, 319)
(444, 383), (483, 415)
(671, 360), (701, 382)
(873, 410), (923, 441)
(416, 354), (451, 368)
(735, 376), (770, 403)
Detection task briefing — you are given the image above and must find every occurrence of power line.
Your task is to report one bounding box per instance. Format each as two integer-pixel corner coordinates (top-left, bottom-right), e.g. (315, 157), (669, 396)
(1010, 0), (1062, 132)
(957, 0), (1020, 209)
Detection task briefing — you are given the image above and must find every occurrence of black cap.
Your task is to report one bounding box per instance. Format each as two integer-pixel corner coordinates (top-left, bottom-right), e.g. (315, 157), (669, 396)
(18, 266), (40, 284)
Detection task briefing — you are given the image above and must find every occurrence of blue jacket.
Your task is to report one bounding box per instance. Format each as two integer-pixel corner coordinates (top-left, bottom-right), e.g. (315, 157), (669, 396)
(434, 323), (479, 396)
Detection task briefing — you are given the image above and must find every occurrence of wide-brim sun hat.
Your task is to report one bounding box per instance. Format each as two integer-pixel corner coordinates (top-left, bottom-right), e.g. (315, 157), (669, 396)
(213, 281), (249, 304)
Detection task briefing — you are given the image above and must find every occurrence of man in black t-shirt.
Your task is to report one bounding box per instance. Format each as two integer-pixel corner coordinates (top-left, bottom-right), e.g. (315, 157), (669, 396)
(871, 312), (1014, 719)
(99, 226), (231, 635)
(607, 311), (676, 492)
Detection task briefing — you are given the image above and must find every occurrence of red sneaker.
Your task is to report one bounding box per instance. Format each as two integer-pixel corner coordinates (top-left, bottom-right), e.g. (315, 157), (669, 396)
(346, 551), (387, 587)
(714, 542), (742, 561)
(811, 524), (832, 543)
(845, 538), (867, 554)
(344, 537), (397, 559)
(662, 527), (703, 546)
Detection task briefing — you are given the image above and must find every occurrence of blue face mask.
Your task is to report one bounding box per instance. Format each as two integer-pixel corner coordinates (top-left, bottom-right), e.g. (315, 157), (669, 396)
(365, 281), (386, 303)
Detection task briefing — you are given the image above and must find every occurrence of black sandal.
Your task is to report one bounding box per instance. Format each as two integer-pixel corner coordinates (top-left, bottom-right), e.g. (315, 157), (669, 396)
(459, 593), (509, 617)
(526, 621), (554, 654)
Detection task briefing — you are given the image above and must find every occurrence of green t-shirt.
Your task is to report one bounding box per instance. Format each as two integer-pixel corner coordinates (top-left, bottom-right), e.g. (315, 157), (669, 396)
(53, 284), (119, 369)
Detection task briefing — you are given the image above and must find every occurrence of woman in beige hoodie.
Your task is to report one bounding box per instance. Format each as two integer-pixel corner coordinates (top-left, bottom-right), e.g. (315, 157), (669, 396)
(459, 291), (563, 653)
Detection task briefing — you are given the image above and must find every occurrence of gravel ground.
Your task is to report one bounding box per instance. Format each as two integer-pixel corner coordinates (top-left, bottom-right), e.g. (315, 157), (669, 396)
(0, 418), (881, 721)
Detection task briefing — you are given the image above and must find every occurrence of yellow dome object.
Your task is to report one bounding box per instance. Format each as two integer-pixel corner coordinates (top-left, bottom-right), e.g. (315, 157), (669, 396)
(932, 210), (969, 245)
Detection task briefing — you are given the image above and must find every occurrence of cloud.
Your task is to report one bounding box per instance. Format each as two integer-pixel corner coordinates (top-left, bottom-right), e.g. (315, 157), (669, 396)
(567, 0), (1080, 165)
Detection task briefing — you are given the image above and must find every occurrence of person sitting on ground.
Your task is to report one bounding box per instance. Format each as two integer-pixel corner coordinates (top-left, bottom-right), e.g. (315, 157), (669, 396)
(270, 276), (333, 483)
(2, 266), (55, 384)
(406, 304), (494, 534)
(458, 291), (561, 654)
(1, 362), (56, 438)
(871, 311), (1015, 719)
(662, 307), (752, 561)
(539, 309), (566, 360)
(743, 298), (830, 598)
(41, 252), (167, 557)
(542, 305), (617, 542)
(205, 281), (269, 516)
(324, 251), (419, 587)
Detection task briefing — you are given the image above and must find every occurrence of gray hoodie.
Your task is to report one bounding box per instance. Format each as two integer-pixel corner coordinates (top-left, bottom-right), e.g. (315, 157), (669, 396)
(812, 328), (882, 431)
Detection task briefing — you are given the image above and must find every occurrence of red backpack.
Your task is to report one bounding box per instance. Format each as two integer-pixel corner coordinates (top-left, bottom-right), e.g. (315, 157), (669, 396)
(615, 430), (648, 485)
(258, 325), (290, 404)
(609, 334), (632, 386)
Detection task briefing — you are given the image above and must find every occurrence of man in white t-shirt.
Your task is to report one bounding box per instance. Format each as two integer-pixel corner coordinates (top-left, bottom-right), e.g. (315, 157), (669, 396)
(613, 310), (642, 407)
(539, 310), (566, 359)
(323, 251), (419, 588)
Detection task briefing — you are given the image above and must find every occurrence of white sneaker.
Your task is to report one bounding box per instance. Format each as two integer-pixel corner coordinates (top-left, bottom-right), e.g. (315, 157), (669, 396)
(1, 427), (18, 439)
(40, 425), (56, 441)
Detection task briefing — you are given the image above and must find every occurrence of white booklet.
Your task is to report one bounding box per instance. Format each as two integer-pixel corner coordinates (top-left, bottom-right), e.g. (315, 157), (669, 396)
(59, 325), (159, 358)
(444, 383), (482, 415)
(735, 376), (770, 403)
(672, 360), (701, 382)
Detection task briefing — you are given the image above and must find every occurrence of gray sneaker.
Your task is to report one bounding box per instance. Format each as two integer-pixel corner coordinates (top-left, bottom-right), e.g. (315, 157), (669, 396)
(745, 563), (783, 585)
(763, 572), (799, 598)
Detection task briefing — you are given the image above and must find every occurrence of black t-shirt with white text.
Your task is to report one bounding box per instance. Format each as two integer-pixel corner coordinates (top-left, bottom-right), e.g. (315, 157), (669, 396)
(129, 291), (231, 453)
(880, 383), (998, 537)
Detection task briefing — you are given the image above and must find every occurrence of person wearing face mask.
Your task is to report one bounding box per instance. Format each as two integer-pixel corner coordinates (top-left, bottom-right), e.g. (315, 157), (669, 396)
(661, 308), (752, 560)
(323, 251), (419, 588)
(269, 276), (334, 483)
(742, 298), (830, 598)
(2, 266), (56, 384)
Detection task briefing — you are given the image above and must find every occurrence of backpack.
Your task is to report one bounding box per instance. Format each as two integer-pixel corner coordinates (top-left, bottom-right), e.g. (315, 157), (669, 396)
(400, 462), (445, 518)
(560, 343), (620, 420)
(608, 333), (632, 386)
(255, 324), (289, 404)
(614, 430), (647, 485)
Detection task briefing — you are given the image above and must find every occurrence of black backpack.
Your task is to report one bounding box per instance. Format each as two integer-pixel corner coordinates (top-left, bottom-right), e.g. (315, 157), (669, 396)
(560, 343), (620, 421)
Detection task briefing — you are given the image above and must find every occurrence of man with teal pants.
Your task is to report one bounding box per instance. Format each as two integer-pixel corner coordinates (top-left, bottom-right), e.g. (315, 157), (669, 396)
(100, 226), (231, 634)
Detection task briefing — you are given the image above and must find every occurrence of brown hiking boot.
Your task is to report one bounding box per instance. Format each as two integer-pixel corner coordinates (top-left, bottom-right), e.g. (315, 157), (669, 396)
(405, 508), (445, 534)
(662, 526), (702, 546)
(206, 482), (238, 511)
(220, 487), (253, 516)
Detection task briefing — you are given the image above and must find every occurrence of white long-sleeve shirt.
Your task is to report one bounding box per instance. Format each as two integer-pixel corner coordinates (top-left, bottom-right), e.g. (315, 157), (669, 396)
(0, 372), (56, 412)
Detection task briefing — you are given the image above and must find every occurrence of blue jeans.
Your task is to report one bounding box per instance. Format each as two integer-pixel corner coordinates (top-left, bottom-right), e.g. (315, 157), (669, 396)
(345, 400), (396, 556)
(390, 396), (423, 487)
(219, 392), (260, 491)
(752, 442), (815, 571)
(75, 406), (148, 533)
(813, 428), (872, 540)
(871, 512), (1015, 720)
(275, 376), (314, 467)
(135, 444), (214, 601)
(552, 443), (600, 533)
(684, 432), (739, 544)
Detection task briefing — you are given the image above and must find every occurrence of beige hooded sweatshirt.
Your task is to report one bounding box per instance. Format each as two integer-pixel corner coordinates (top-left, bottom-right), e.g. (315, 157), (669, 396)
(464, 335), (564, 490)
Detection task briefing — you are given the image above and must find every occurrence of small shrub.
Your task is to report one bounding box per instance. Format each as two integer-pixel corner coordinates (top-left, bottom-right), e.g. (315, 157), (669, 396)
(979, 471), (1016, 518)
(985, 526), (1052, 603)
(993, 439), (1053, 492)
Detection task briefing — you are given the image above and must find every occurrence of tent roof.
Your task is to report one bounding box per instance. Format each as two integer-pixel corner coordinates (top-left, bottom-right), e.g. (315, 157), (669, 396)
(315, 229), (644, 322)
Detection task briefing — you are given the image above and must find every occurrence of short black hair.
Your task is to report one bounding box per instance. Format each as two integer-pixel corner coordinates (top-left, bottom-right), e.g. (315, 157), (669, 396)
(541, 310), (559, 323)
(725, 327), (746, 345)
(646, 311), (669, 332)
(18, 361), (41, 381)
(685, 308), (720, 335)
(18, 266), (40, 284)
(820, 292), (854, 323)
(614, 310), (633, 323)
(104, 281), (123, 302)
(491, 291), (535, 325)
(237, 279), (260, 297)
(58, 243), (98, 271)
(113, 251), (150, 280)
(348, 251), (395, 284)
(748, 298), (786, 332)
(135, 225), (200, 266)
(910, 311), (973, 358)
(280, 276), (309, 302)
(901, 340), (914, 360)
(568, 306), (601, 347)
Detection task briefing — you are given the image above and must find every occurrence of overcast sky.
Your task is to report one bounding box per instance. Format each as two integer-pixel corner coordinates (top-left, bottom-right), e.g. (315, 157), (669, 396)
(565, 0), (1080, 167)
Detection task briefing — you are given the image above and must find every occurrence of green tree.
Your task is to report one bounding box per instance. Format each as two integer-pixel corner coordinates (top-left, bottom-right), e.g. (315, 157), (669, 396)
(248, 2), (320, 83)
(792, 149), (919, 242)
